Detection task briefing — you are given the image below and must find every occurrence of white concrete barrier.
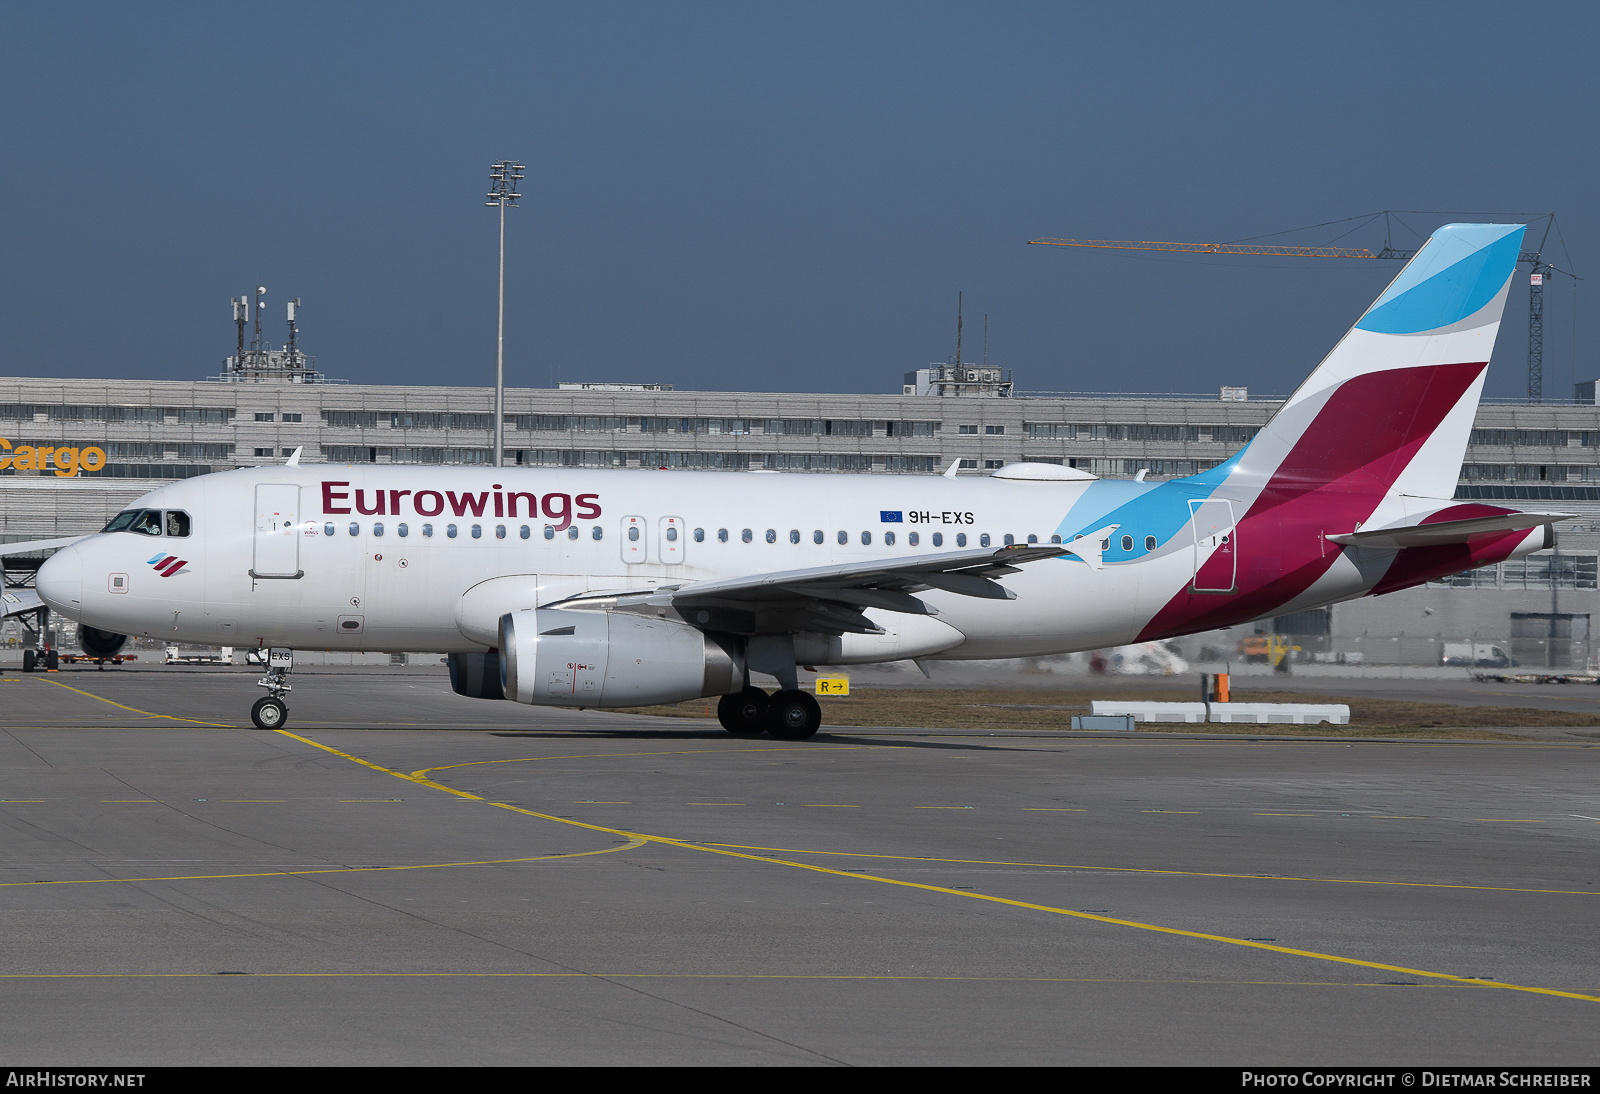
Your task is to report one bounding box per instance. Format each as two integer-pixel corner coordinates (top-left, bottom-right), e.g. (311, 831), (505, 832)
(1207, 703), (1349, 725)
(1090, 701), (1208, 724)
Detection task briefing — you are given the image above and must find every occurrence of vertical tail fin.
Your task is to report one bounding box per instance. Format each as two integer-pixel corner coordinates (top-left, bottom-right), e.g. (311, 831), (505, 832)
(1231, 223), (1524, 506)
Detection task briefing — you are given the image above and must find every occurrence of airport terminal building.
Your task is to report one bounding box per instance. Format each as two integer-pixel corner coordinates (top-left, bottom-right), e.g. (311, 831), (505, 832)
(5, 358), (1600, 667)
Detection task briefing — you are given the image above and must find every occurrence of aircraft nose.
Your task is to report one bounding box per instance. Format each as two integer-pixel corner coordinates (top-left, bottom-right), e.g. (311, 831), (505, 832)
(36, 544), (84, 619)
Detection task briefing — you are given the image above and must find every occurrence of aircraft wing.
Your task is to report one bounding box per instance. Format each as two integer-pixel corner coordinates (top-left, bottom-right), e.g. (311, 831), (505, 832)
(1326, 511), (1571, 550)
(2, 587), (43, 620)
(0, 536), (85, 556)
(554, 543), (1070, 635)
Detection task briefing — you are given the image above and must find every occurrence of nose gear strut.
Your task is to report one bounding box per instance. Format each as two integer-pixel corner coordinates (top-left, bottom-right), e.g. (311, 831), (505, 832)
(250, 647), (294, 729)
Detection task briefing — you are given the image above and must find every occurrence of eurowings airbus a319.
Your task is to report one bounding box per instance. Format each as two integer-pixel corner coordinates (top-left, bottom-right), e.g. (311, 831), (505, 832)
(10, 224), (1568, 738)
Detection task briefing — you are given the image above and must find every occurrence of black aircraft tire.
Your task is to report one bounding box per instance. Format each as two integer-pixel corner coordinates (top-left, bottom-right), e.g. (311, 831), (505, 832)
(22, 650), (35, 673)
(45, 649), (59, 671)
(766, 689), (822, 741)
(718, 688), (770, 736)
(251, 697), (288, 731)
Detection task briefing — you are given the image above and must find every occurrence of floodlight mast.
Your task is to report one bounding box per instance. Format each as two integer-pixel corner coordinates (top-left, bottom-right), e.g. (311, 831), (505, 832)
(486, 161), (524, 467)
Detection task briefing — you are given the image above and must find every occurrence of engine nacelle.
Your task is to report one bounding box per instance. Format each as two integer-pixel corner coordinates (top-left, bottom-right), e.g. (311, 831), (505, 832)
(77, 625), (128, 658)
(448, 651), (505, 700)
(499, 608), (741, 708)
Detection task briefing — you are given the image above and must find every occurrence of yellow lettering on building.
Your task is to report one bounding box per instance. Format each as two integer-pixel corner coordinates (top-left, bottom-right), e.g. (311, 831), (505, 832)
(0, 438), (107, 476)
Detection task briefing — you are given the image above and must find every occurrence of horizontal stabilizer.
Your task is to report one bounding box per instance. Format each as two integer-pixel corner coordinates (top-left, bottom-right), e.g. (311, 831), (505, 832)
(1326, 511), (1570, 549)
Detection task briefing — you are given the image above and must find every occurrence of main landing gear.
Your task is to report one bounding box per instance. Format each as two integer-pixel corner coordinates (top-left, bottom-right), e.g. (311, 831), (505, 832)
(251, 647), (294, 730)
(716, 686), (823, 741)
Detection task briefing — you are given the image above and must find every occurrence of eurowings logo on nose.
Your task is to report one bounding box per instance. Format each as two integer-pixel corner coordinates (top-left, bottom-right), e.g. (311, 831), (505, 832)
(146, 553), (191, 577)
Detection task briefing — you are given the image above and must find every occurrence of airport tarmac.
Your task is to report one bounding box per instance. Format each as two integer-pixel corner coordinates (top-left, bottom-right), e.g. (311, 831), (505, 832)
(1, 665), (1597, 1066)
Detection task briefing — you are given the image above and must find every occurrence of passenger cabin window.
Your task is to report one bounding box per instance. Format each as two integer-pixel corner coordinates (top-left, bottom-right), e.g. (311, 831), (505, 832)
(861, 531), (872, 545)
(1004, 534), (1015, 546)
(1145, 535), (1157, 550)
(447, 525), (458, 538)
(956, 533), (966, 547)
(495, 525), (506, 539)
(164, 511), (191, 537)
(567, 526), (579, 540)
(373, 522), (385, 537)
(398, 523), (409, 537)
(591, 526), (602, 541)
(1120, 535), (1134, 551)
(765, 529), (776, 544)
(422, 524), (434, 537)
(694, 528), (705, 543)
(471, 525), (482, 539)
(741, 528), (752, 543)
(1027, 534), (1038, 544)
(932, 532), (943, 547)
(324, 523), (334, 536)
(980, 533), (991, 547)
(717, 528), (728, 543)
(520, 525), (530, 539)
(790, 529), (801, 544)
(348, 523), (359, 536)
(908, 532), (920, 546)
(544, 525), (555, 539)
(812, 530), (823, 544)
(885, 531), (896, 546)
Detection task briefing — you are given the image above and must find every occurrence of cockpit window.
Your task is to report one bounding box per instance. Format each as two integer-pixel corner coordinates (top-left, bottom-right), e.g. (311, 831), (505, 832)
(165, 511), (191, 538)
(103, 509), (166, 536)
(129, 510), (165, 536)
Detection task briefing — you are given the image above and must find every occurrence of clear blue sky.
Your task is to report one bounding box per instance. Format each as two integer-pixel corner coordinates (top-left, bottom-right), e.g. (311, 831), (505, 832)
(1, 1), (1593, 401)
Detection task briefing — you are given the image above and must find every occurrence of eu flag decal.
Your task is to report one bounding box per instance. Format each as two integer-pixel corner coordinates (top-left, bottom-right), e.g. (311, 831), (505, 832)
(879, 511), (903, 523)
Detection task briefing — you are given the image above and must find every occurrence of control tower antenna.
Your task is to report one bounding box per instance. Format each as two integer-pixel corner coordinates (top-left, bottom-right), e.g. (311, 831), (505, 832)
(232, 295), (248, 364)
(486, 159), (525, 469)
(252, 286), (266, 352)
(954, 291), (963, 370)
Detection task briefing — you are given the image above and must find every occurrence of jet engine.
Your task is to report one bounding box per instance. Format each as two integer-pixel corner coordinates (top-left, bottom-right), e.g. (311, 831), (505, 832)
(76, 625), (128, 659)
(499, 608), (741, 708)
(448, 651), (505, 700)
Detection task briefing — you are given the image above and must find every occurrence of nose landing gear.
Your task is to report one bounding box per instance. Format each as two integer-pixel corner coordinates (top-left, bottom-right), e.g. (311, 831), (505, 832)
(251, 647), (294, 730)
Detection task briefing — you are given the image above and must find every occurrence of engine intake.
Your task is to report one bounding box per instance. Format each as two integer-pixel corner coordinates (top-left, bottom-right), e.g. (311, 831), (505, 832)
(448, 651), (505, 700)
(76, 625), (128, 658)
(499, 608), (740, 708)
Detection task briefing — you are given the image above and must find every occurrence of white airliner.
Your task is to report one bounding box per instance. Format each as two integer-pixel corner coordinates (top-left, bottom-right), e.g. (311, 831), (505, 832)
(6, 224), (1567, 738)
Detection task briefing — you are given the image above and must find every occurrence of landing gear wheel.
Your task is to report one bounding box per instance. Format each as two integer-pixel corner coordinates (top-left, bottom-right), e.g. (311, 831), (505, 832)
(251, 696), (288, 730)
(718, 687), (770, 736)
(22, 650), (35, 673)
(45, 649), (58, 671)
(766, 689), (822, 741)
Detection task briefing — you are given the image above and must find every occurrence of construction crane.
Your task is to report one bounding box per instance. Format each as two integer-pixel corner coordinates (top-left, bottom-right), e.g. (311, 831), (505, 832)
(1030, 221), (1576, 403)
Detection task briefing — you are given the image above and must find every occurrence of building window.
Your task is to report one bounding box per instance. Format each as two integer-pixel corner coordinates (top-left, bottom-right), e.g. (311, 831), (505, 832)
(985, 425), (1005, 435)
(254, 448), (272, 457)
(958, 425), (978, 435)
(254, 412), (274, 422)
(282, 412), (302, 423)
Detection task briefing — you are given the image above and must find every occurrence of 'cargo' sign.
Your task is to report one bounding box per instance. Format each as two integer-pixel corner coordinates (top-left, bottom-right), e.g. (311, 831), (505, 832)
(0, 439), (108, 477)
